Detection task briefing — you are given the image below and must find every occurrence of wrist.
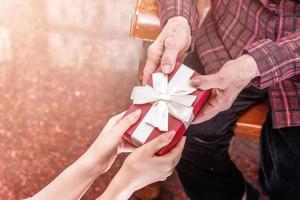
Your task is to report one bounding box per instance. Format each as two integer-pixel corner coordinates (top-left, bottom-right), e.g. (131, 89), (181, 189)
(167, 16), (192, 51)
(78, 135), (118, 176)
(168, 16), (191, 35)
(76, 151), (107, 178)
(99, 171), (136, 200)
(239, 54), (260, 80)
(168, 16), (189, 25)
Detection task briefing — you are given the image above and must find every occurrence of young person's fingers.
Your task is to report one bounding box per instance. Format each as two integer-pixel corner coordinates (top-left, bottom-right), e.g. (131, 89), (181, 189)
(142, 130), (176, 155)
(103, 111), (127, 130)
(112, 110), (141, 137)
(118, 140), (136, 154)
(162, 137), (186, 163)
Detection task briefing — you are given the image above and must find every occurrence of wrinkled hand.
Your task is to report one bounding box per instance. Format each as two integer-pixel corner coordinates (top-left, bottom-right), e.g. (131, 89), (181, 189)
(82, 110), (141, 174)
(143, 16), (191, 84)
(99, 132), (186, 200)
(191, 54), (260, 124)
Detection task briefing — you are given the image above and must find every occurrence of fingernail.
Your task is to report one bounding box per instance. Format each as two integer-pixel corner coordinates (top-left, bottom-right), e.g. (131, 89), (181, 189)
(133, 109), (141, 118)
(162, 64), (171, 73)
(165, 130), (176, 140)
(142, 79), (147, 86)
(190, 78), (201, 87)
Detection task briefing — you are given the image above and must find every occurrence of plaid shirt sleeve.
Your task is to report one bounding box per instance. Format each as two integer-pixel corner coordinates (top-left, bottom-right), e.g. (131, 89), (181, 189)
(156, 0), (199, 49)
(245, 31), (300, 89)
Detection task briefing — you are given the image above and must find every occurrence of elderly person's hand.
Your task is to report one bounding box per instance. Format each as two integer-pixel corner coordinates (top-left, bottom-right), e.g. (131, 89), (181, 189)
(191, 54), (260, 124)
(142, 16), (192, 84)
(99, 132), (186, 200)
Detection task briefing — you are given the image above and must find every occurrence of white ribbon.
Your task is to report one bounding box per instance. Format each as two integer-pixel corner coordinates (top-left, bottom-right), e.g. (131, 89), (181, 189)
(131, 64), (197, 132)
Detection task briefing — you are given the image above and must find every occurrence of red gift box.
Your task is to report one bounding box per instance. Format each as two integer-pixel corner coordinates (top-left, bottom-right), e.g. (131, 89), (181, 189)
(123, 62), (211, 156)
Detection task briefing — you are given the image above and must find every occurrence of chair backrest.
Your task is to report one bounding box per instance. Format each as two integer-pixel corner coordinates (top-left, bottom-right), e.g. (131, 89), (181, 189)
(130, 0), (211, 41)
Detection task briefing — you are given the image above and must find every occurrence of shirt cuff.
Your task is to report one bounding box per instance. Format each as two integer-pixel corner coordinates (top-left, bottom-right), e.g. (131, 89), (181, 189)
(157, 0), (197, 27)
(244, 39), (295, 89)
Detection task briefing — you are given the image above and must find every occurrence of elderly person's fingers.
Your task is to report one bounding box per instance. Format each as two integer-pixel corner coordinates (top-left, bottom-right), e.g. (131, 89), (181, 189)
(160, 36), (179, 74)
(192, 89), (233, 124)
(142, 16), (191, 84)
(190, 74), (228, 90)
(143, 39), (164, 85)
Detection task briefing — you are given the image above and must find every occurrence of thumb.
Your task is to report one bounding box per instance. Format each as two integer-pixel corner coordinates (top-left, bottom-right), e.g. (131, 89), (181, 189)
(190, 74), (227, 90)
(143, 40), (163, 85)
(142, 130), (176, 155)
(160, 37), (178, 74)
(118, 140), (136, 154)
(112, 109), (141, 138)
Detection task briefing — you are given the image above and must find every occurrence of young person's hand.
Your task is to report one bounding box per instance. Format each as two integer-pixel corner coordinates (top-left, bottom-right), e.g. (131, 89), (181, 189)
(99, 132), (186, 200)
(80, 110), (141, 175)
(142, 16), (192, 84)
(191, 54), (260, 124)
(30, 111), (141, 200)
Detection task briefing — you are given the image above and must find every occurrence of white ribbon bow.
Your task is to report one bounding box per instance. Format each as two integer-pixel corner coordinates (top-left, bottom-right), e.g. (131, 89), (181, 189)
(131, 72), (197, 131)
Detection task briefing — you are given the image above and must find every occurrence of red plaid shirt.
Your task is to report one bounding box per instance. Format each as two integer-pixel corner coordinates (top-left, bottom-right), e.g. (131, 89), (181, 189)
(157, 0), (300, 128)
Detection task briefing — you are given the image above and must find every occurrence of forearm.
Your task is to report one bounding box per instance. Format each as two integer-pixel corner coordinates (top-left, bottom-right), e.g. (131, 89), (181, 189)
(30, 152), (104, 200)
(29, 110), (142, 200)
(245, 31), (300, 88)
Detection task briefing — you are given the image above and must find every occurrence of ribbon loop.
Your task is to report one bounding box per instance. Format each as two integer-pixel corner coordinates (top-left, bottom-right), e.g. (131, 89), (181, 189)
(131, 70), (197, 131)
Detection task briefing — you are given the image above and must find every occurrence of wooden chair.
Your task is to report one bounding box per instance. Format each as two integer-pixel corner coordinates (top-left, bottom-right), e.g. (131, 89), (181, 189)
(130, 0), (269, 198)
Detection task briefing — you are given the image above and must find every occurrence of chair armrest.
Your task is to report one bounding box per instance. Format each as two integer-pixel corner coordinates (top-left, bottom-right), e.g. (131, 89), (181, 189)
(130, 0), (211, 41)
(130, 0), (161, 41)
(234, 101), (269, 139)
